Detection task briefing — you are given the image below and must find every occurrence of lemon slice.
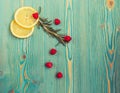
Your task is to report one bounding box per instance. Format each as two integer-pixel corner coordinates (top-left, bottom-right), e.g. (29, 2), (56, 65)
(10, 20), (34, 38)
(14, 7), (39, 28)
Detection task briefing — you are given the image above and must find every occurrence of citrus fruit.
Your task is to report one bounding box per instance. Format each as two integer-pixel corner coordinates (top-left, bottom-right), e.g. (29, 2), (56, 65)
(14, 7), (39, 28)
(10, 20), (34, 38)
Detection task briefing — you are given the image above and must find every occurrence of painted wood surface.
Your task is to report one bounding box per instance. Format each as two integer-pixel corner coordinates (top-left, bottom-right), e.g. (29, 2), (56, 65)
(0, 0), (120, 93)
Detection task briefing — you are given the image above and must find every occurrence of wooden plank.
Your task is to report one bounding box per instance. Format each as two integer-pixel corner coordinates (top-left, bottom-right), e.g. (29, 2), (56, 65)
(0, 0), (120, 93)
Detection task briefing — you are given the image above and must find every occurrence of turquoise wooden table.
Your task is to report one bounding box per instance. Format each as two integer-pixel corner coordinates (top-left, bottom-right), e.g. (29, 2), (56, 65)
(0, 0), (120, 93)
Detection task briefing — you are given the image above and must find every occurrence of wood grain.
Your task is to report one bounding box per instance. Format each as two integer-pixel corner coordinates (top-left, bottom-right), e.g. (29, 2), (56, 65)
(0, 0), (120, 93)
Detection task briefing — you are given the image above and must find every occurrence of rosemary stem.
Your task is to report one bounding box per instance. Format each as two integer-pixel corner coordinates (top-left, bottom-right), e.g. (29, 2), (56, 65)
(38, 18), (65, 45)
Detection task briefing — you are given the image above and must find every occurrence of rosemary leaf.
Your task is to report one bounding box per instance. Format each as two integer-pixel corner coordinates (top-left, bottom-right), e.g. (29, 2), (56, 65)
(38, 17), (66, 45)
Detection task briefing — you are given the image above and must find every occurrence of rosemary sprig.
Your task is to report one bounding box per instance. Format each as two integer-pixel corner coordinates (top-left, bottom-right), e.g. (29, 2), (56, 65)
(38, 18), (65, 45)
(37, 7), (66, 45)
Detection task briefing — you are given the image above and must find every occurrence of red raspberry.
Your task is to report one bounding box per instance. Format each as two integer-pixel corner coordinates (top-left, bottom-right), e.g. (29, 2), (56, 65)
(54, 18), (61, 25)
(49, 48), (57, 55)
(56, 72), (63, 79)
(32, 12), (39, 19)
(64, 36), (72, 42)
(45, 62), (53, 68)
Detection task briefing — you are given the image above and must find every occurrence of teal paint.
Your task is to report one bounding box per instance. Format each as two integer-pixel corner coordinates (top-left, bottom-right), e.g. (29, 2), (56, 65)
(0, 0), (120, 93)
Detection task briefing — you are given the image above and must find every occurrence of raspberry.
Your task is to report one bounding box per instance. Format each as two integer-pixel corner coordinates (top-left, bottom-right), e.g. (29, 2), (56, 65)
(54, 18), (61, 25)
(32, 12), (39, 19)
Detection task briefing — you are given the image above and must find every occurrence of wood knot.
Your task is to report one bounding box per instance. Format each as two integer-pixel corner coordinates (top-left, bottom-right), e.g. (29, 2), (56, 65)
(107, 0), (115, 10)
(109, 62), (114, 69)
(22, 55), (26, 59)
(108, 49), (114, 55)
(100, 24), (105, 29)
